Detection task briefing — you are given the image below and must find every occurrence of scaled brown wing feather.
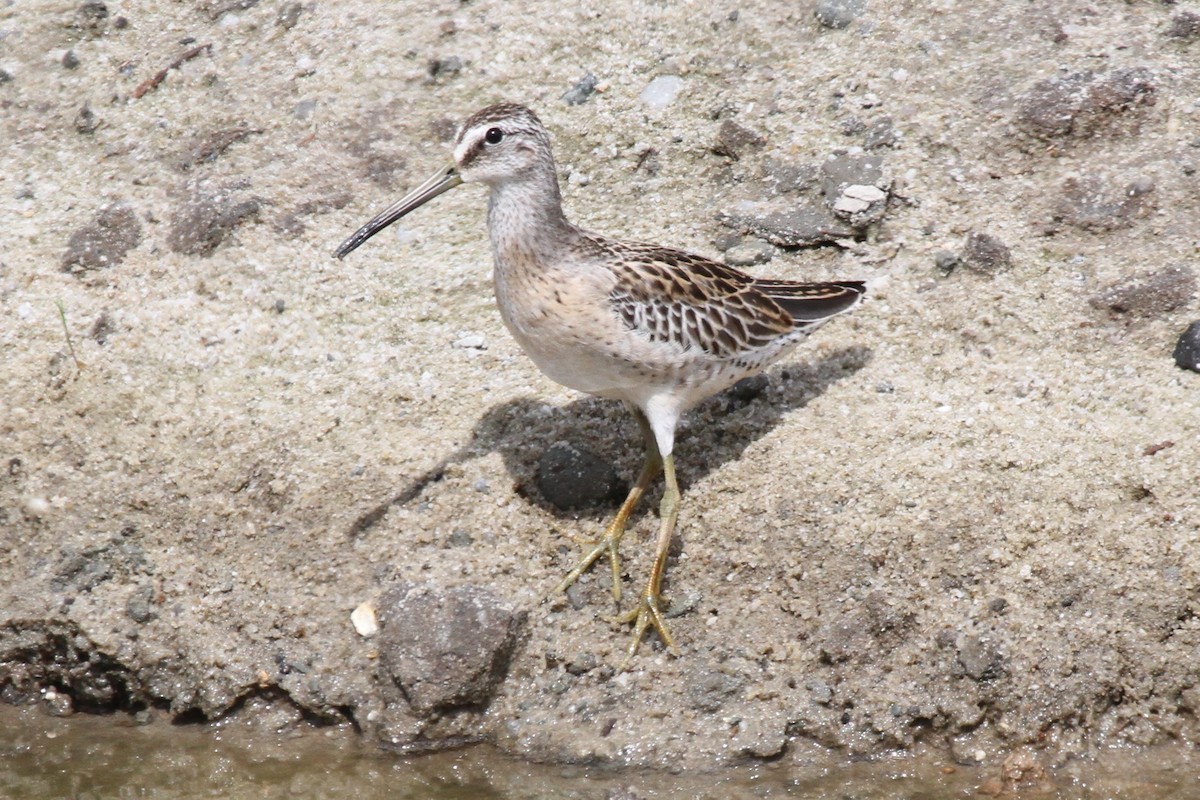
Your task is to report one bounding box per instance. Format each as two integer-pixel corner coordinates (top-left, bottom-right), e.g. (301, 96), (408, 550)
(594, 235), (860, 359)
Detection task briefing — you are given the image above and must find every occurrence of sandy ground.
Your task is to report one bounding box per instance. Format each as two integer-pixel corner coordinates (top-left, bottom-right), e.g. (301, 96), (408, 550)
(2, 0), (1199, 774)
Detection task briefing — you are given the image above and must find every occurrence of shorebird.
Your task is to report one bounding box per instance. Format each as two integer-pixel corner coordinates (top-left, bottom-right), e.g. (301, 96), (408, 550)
(335, 103), (865, 666)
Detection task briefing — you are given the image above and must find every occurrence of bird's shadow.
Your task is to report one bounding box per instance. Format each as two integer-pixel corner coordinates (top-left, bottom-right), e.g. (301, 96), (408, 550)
(349, 345), (872, 537)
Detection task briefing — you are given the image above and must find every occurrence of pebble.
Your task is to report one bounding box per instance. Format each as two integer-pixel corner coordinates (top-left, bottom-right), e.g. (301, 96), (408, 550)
(640, 75), (684, 110)
(23, 495), (50, 518)
(722, 238), (775, 267)
(452, 333), (487, 350)
(376, 584), (526, 713)
(61, 200), (143, 273)
(1089, 266), (1196, 319)
(710, 119), (766, 160)
(350, 601), (378, 638)
(167, 191), (260, 257)
(1055, 174), (1152, 231)
(1167, 11), (1200, 39)
(1016, 68), (1156, 139)
(934, 250), (961, 274)
(1174, 321), (1200, 373)
(561, 73), (598, 106)
(815, 0), (867, 29)
(961, 231), (1012, 272)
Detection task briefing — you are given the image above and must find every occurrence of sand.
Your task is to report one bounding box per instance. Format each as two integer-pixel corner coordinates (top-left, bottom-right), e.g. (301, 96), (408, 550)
(2, 0), (1199, 774)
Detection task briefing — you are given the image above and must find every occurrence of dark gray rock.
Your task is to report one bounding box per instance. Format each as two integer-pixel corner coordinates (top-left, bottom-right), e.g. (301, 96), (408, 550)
(934, 249), (961, 273)
(377, 584), (527, 714)
(276, 1), (302, 29)
(1054, 174), (1153, 231)
(763, 159), (819, 195)
(723, 374), (769, 408)
(167, 190), (260, 256)
(717, 203), (853, 247)
(61, 201), (143, 273)
(687, 669), (743, 713)
(126, 586), (156, 623)
(535, 442), (625, 510)
(561, 73), (598, 106)
(1167, 11), (1200, 39)
(1016, 68), (1156, 139)
(820, 151), (884, 206)
(74, 102), (99, 135)
(806, 678), (834, 704)
(1089, 266), (1196, 319)
(815, 0), (867, 29)
(1174, 321), (1200, 373)
(956, 633), (1004, 681)
(962, 231), (1012, 272)
(710, 119), (766, 160)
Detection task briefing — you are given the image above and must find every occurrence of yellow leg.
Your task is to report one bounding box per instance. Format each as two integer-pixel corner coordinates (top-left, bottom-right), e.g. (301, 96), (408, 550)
(617, 452), (682, 669)
(551, 411), (661, 603)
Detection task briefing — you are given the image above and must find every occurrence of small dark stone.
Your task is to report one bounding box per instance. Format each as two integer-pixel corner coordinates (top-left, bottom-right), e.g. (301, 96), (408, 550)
(1174, 321), (1200, 372)
(126, 586), (155, 623)
(724, 374), (769, 407)
(1089, 266), (1196, 319)
(717, 203), (853, 247)
(52, 549), (113, 592)
(376, 583), (527, 714)
(535, 442), (625, 511)
(1055, 174), (1153, 231)
(989, 597), (1009, 614)
(62, 200), (143, 273)
(276, 1), (303, 29)
(74, 2), (109, 37)
(565, 653), (598, 676)
(1017, 68), (1156, 139)
(961, 231), (1012, 272)
(167, 190), (260, 256)
(687, 669), (743, 713)
(863, 117), (898, 149)
(44, 690), (74, 717)
(934, 249), (961, 273)
(74, 102), (99, 135)
(1167, 11), (1200, 39)
(710, 119), (766, 160)
(175, 127), (263, 172)
(0, 69), (12, 84)
(427, 56), (463, 78)
(956, 633), (1004, 681)
(90, 311), (114, 344)
(62, 50), (80, 69)
(815, 0), (867, 29)
(806, 678), (834, 704)
(446, 529), (473, 548)
(562, 73), (598, 106)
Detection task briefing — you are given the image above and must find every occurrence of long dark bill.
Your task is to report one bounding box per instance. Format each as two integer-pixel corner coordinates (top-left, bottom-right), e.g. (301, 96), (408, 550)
(333, 164), (463, 259)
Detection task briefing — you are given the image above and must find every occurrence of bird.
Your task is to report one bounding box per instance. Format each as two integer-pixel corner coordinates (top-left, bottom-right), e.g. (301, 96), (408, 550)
(334, 103), (866, 667)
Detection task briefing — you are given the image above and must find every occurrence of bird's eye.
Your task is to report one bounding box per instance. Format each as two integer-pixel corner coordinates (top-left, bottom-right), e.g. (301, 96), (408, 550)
(484, 127), (504, 144)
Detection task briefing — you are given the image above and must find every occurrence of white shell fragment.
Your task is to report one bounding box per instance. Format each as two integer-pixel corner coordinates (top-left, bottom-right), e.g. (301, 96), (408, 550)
(351, 601), (378, 638)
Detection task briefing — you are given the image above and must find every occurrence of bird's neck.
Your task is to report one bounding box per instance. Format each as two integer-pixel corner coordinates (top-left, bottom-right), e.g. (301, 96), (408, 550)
(486, 172), (574, 264)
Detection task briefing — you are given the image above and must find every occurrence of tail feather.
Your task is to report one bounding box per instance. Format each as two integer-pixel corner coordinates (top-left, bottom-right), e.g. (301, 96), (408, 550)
(755, 280), (867, 323)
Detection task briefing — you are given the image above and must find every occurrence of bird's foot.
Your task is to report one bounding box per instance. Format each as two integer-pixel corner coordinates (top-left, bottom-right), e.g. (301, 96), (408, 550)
(549, 519), (625, 603)
(614, 590), (679, 670)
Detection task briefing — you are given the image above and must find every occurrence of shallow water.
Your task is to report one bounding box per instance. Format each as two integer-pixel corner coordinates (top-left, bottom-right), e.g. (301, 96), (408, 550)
(1, 704), (1197, 799)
